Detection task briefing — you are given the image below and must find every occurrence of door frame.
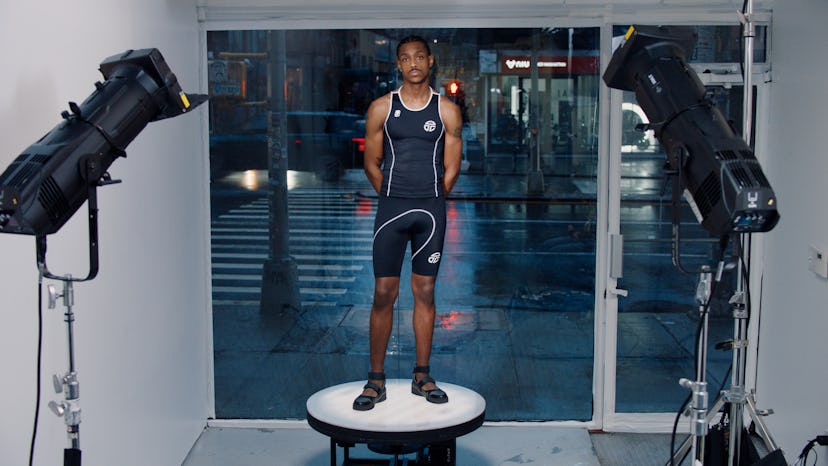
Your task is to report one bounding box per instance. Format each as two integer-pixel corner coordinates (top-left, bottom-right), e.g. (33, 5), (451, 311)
(596, 48), (773, 431)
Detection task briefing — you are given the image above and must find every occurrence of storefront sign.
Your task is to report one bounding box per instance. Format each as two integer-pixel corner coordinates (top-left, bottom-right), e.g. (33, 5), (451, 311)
(500, 55), (599, 74)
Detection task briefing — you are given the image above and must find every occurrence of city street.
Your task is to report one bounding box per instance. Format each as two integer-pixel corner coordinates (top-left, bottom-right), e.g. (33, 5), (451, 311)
(210, 167), (733, 421)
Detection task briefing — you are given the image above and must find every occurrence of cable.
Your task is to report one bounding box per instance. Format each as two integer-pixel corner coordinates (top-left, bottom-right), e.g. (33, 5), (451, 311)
(29, 276), (44, 466)
(796, 436), (828, 466)
(669, 393), (692, 466)
(668, 238), (728, 465)
(668, 286), (712, 465)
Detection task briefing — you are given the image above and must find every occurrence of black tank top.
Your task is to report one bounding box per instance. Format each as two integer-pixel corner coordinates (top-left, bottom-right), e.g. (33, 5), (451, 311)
(381, 89), (445, 198)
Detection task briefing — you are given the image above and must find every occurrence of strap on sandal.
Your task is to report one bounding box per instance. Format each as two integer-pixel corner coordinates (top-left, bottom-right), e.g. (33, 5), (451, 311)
(414, 375), (436, 389)
(363, 371), (386, 396)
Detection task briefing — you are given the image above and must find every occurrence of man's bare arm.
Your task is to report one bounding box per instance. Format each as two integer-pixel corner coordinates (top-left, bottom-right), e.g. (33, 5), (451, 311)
(441, 97), (463, 195)
(363, 96), (390, 194)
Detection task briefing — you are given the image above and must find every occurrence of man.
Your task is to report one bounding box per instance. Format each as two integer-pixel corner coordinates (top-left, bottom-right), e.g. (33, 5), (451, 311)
(353, 35), (463, 411)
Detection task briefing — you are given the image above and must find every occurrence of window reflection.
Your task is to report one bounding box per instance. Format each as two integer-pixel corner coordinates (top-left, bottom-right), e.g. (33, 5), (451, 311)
(208, 27), (601, 421)
(616, 86), (743, 413)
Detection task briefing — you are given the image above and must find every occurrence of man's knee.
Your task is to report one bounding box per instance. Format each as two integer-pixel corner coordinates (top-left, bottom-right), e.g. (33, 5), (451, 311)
(373, 278), (400, 308)
(411, 276), (436, 303)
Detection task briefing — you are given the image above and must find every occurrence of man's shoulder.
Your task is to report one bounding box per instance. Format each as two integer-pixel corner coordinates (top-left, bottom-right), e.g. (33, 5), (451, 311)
(365, 93), (393, 127)
(438, 95), (461, 118)
(371, 92), (394, 107)
(368, 92), (393, 114)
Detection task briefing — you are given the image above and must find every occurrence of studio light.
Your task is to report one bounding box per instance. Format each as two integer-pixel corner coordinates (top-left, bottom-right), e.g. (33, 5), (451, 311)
(0, 48), (207, 466)
(603, 25), (779, 238)
(0, 48), (207, 237)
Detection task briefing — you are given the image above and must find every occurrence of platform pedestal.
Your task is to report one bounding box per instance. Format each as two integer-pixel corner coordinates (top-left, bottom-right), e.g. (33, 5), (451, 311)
(307, 379), (486, 465)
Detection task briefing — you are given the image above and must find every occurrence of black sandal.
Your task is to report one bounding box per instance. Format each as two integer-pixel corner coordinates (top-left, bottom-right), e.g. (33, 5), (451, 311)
(353, 371), (386, 411)
(411, 365), (448, 404)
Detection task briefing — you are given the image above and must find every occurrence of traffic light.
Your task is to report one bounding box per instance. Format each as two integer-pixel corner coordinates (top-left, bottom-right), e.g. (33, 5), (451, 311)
(447, 80), (461, 97)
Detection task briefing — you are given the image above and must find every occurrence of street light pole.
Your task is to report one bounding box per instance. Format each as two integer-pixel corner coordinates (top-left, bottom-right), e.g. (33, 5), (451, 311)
(526, 29), (544, 194)
(260, 30), (300, 314)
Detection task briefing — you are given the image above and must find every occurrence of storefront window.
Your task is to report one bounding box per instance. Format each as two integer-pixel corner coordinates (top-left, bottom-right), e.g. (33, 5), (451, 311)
(208, 27), (600, 420)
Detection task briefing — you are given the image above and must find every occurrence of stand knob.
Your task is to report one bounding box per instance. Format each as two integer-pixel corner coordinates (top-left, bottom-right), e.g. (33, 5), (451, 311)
(47, 284), (60, 309)
(49, 400), (66, 417)
(53, 374), (64, 393)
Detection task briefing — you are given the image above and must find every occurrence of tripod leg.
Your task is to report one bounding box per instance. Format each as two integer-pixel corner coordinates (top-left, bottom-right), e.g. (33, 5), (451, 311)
(667, 391), (727, 465)
(745, 394), (779, 453)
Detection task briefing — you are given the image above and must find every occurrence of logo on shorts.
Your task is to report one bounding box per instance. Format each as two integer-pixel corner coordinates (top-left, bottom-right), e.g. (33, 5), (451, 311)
(423, 120), (437, 132)
(428, 252), (441, 264)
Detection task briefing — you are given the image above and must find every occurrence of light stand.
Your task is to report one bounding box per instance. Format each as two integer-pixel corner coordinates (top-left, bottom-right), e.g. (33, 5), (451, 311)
(679, 264), (717, 464)
(709, 4), (783, 464)
(722, 2), (780, 464)
(668, 278), (780, 466)
(45, 277), (82, 466)
(35, 169), (115, 466)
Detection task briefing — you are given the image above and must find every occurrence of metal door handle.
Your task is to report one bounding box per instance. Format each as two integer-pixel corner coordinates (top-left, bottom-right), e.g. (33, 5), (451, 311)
(611, 288), (628, 297)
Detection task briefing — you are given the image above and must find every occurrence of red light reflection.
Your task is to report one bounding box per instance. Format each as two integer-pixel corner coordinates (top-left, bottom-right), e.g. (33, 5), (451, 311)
(352, 137), (366, 152)
(355, 198), (374, 216)
(437, 310), (472, 330)
(445, 202), (460, 244)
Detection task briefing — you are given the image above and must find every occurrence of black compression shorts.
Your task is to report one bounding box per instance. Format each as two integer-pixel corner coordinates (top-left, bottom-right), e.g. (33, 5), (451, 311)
(372, 195), (447, 278)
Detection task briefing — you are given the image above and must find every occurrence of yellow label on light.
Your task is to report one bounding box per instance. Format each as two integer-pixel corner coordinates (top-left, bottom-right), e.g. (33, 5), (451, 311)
(180, 92), (191, 109)
(625, 26), (635, 40)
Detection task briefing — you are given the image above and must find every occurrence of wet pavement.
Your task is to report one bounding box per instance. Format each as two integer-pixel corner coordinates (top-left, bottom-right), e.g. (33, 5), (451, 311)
(210, 162), (733, 421)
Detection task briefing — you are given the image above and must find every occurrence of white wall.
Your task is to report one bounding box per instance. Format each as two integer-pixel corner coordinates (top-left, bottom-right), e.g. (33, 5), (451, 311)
(3, 1), (825, 465)
(0, 2), (211, 466)
(759, 0), (828, 464)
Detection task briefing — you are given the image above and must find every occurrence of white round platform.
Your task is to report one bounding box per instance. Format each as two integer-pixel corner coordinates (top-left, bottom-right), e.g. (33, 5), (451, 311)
(306, 379), (485, 444)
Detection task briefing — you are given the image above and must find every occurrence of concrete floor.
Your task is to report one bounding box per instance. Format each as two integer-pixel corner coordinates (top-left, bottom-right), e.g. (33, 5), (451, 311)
(182, 423), (690, 466)
(183, 424), (600, 465)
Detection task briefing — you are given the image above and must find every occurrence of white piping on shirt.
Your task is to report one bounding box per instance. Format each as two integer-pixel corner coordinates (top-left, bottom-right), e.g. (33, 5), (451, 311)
(432, 96), (445, 197)
(383, 92), (395, 196)
(395, 86), (435, 111)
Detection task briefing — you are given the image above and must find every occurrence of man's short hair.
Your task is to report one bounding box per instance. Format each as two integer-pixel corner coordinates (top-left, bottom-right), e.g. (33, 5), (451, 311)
(396, 35), (431, 57)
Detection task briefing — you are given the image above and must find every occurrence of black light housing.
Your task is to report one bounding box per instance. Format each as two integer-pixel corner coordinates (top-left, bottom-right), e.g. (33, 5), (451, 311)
(603, 25), (779, 238)
(0, 48), (207, 236)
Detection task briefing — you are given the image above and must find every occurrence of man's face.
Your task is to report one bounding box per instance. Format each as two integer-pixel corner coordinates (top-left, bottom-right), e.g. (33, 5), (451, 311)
(396, 41), (433, 85)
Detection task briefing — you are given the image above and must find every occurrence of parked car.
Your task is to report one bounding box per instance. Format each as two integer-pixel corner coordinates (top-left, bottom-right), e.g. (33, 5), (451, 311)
(209, 110), (363, 181)
(286, 111), (363, 180)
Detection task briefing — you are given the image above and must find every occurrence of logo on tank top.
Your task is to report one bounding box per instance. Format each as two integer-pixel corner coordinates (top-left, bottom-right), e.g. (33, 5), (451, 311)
(423, 120), (437, 132)
(428, 252), (441, 264)
(394, 110), (401, 118)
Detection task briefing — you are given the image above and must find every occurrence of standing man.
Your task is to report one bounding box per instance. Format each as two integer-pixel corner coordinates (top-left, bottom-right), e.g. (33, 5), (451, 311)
(353, 35), (463, 411)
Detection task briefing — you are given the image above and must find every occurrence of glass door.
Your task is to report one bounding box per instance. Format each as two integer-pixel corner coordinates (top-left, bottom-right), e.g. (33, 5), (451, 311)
(614, 88), (738, 414)
(604, 81), (765, 429)
(600, 22), (770, 428)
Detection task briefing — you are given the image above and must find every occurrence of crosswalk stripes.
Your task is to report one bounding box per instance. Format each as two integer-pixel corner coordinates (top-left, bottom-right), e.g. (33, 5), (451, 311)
(211, 188), (375, 308)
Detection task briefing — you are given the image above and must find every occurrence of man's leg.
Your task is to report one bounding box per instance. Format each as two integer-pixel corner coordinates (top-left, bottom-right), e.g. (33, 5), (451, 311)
(411, 272), (438, 390)
(361, 276), (400, 397)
